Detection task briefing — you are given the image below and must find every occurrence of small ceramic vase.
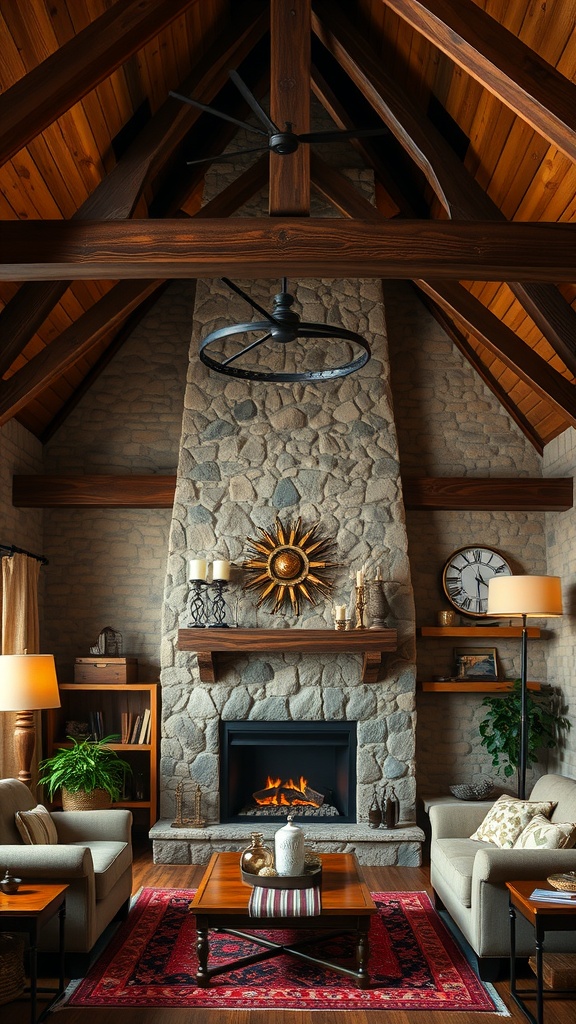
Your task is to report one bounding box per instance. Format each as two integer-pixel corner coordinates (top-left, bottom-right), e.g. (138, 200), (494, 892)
(384, 785), (400, 829)
(274, 816), (305, 876)
(368, 790), (382, 829)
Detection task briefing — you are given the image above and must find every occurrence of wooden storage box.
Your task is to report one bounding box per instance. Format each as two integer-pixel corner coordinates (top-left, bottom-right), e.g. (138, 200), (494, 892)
(529, 953), (576, 989)
(74, 657), (138, 684)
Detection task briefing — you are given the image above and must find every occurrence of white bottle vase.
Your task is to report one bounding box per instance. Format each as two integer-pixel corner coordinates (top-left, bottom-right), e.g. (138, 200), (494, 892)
(274, 815), (305, 876)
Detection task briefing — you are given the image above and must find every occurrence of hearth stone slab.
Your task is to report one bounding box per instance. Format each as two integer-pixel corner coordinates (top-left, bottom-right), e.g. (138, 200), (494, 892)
(150, 820), (425, 867)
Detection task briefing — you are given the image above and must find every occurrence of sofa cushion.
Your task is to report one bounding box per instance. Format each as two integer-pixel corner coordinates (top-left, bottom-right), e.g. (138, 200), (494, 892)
(470, 795), (556, 848)
(15, 805), (58, 845)
(70, 841), (131, 900)
(432, 838), (481, 907)
(513, 814), (576, 850)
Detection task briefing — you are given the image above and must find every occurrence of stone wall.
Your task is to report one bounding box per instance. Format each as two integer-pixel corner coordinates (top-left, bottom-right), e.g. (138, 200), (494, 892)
(543, 427), (576, 779)
(160, 271), (417, 831)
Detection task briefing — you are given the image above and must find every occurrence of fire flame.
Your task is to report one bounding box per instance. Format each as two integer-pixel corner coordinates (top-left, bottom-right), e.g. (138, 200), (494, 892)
(255, 774), (320, 807)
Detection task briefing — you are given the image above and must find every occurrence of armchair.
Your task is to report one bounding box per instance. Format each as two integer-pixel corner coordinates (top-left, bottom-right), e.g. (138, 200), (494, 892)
(429, 773), (576, 979)
(0, 777), (132, 955)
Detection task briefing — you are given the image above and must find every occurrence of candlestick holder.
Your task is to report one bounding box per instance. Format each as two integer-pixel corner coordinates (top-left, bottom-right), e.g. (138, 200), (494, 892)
(207, 579), (230, 627)
(355, 584), (366, 630)
(186, 579), (208, 627)
(171, 781), (206, 828)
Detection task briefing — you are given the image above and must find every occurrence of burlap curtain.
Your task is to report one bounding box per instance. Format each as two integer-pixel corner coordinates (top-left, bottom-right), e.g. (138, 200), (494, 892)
(0, 553), (41, 783)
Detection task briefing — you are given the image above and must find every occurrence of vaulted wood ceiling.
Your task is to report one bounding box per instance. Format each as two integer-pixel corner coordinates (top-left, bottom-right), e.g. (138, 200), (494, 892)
(0, 0), (575, 453)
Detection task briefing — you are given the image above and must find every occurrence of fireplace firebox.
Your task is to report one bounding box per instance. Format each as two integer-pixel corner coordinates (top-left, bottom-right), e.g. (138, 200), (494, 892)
(220, 721), (357, 824)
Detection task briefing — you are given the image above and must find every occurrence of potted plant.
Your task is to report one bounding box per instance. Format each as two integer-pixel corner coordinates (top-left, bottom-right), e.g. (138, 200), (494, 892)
(39, 734), (132, 810)
(479, 681), (570, 793)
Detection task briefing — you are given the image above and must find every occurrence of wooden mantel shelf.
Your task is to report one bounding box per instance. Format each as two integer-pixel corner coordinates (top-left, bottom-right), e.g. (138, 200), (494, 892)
(177, 627), (398, 683)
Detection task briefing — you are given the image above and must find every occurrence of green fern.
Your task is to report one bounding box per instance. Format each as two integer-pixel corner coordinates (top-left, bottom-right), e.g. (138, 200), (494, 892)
(39, 735), (131, 801)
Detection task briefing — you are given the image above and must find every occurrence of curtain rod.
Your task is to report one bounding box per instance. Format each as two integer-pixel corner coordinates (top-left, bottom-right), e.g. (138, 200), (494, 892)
(0, 543), (48, 566)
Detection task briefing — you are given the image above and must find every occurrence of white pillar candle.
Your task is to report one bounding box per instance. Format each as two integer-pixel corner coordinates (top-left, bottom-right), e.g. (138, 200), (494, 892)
(189, 558), (207, 581)
(212, 559), (231, 581)
(335, 604), (346, 621)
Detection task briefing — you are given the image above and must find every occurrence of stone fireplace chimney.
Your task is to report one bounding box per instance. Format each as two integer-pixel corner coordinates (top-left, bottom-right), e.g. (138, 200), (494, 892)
(154, 169), (420, 865)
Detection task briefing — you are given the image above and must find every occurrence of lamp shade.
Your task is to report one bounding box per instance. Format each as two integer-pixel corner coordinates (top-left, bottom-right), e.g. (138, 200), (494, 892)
(487, 575), (563, 617)
(0, 654), (61, 711)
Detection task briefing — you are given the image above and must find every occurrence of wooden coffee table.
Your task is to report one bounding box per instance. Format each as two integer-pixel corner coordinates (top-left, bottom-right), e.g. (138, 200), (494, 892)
(190, 851), (376, 989)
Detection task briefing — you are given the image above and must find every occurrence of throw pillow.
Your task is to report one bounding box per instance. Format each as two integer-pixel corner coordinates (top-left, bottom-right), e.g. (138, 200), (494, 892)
(470, 795), (556, 848)
(15, 804), (58, 845)
(513, 814), (576, 850)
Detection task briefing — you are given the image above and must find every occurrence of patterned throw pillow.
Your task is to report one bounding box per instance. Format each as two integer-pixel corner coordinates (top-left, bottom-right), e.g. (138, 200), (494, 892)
(470, 795), (556, 848)
(513, 814), (576, 850)
(15, 804), (58, 845)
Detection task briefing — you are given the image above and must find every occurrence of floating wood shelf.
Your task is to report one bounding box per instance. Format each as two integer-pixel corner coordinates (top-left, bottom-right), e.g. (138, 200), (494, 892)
(419, 681), (542, 692)
(177, 627), (398, 684)
(419, 626), (541, 638)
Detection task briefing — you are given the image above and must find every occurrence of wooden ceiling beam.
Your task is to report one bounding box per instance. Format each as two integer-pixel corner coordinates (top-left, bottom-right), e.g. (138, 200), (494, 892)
(415, 279), (576, 425)
(13, 473), (571, 512)
(0, 7), (269, 380)
(2, 218), (576, 282)
(0, 0), (201, 168)
(312, 1), (576, 375)
(269, 0), (311, 215)
(379, 0), (576, 164)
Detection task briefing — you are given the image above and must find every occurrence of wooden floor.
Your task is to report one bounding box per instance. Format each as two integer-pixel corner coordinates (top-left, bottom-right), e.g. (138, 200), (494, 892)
(2, 842), (574, 1024)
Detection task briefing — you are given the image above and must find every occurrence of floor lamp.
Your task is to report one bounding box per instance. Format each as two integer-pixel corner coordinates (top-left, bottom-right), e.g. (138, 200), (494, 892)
(487, 576), (563, 800)
(0, 654), (61, 787)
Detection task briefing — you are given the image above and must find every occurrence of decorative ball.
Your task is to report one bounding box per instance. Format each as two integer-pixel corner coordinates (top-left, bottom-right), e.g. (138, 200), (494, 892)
(271, 549), (303, 579)
(258, 866), (277, 877)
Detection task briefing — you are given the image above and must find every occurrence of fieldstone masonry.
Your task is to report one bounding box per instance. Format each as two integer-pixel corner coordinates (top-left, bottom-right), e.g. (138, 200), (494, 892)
(154, 168), (421, 865)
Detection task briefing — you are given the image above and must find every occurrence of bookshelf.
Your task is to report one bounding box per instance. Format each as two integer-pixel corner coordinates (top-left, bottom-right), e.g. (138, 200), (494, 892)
(44, 682), (159, 829)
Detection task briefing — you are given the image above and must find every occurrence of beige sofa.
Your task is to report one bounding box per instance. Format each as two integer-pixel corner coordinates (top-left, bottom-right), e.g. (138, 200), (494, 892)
(0, 777), (132, 956)
(430, 773), (576, 980)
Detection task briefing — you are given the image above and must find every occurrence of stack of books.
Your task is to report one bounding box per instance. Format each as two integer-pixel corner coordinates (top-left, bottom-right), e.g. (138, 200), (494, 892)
(121, 708), (151, 744)
(529, 888), (576, 904)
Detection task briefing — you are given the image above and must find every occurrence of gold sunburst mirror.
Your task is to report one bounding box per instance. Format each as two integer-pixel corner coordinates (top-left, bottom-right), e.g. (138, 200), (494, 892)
(243, 516), (338, 615)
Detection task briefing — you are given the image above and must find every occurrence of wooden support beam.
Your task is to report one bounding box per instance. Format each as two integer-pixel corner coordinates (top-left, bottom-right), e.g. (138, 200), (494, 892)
(12, 475), (177, 509)
(402, 477), (573, 512)
(379, 0), (576, 164)
(269, 0), (311, 215)
(1, 218), (576, 282)
(13, 475), (572, 512)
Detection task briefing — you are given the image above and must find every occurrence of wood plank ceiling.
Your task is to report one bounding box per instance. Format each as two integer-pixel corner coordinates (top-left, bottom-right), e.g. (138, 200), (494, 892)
(0, 0), (574, 453)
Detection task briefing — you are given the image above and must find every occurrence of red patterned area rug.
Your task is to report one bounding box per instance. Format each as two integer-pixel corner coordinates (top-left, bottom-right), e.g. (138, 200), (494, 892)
(65, 887), (504, 1012)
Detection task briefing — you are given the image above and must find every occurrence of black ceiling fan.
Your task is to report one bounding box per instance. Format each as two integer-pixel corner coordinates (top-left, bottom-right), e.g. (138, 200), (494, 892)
(170, 69), (386, 165)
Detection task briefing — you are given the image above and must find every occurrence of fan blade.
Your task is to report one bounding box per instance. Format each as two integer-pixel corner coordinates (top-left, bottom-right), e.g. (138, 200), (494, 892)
(221, 279), (278, 323)
(221, 332), (272, 366)
(297, 127), (388, 143)
(228, 70), (280, 134)
(169, 90), (267, 136)
(186, 146), (269, 166)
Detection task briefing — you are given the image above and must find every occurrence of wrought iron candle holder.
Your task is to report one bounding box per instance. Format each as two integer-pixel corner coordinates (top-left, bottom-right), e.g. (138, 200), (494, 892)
(207, 579), (230, 627)
(186, 579), (208, 627)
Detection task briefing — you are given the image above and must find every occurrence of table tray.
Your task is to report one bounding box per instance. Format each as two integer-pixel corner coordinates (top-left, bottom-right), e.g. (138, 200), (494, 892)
(241, 865), (322, 889)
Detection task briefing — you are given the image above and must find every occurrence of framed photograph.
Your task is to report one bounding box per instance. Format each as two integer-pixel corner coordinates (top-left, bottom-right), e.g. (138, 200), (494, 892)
(454, 647), (498, 681)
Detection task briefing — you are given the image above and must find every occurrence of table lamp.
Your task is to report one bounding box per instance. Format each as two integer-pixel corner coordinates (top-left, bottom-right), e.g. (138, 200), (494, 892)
(0, 653), (61, 787)
(487, 575), (562, 799)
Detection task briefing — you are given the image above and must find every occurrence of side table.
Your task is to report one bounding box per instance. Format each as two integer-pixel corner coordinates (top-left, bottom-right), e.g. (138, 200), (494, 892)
(506, 880), (576, 1024)
(0, 882), (68, 1023)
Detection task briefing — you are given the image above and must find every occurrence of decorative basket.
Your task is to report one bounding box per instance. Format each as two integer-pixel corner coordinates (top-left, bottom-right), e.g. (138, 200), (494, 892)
(62, 787), (112, 810)
(547, 872), (576, 892)
(0, 933), (25, 1006)
(450, 780), (494, 801)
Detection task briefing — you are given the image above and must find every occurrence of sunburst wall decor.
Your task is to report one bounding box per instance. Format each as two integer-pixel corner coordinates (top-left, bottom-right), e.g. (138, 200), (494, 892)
(243, 516), (339, 615)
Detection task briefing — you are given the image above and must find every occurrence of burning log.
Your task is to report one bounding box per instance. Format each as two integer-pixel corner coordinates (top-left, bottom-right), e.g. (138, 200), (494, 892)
(253, 775), (325, 808)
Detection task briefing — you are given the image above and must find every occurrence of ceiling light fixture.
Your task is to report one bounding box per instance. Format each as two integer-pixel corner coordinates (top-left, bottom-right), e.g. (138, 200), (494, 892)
(199, 278), (371, 382)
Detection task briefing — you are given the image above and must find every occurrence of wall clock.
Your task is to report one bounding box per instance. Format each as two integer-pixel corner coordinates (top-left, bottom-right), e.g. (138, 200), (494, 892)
(442, 546), (512, 617)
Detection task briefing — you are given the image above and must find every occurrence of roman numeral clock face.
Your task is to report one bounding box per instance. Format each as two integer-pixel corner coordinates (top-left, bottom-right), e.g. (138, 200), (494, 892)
(442, 547), (512, 616)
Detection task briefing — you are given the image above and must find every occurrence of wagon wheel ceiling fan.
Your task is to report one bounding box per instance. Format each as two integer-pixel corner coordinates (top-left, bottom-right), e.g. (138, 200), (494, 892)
(170, 69), (387, 164)
(172, 69), (380, 381)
